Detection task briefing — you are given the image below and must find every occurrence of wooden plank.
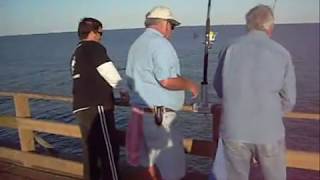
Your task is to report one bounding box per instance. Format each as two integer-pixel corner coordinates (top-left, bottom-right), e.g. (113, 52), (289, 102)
(0, 92), (16, 97)
(18, 128), (35, 152)
(0, 91), (195, 111)
(0, 160), (81, 180)
(20, 93), (72, 103)
(285, 112), (320, 120)
(0, 153), (207, 180)
(13, 94), (35, 152)
(287, 150), (320, 171)
(0, 147), (83, 176)
(183, 138), (215, 157)
(2, 91), (320, 120)
(0, 117), (80, 138)
(0, 116), (17, 128)
(13, 94), (31, 118)
(2, 117), (216, 157)
(0, 92), (72, 103)
(17, 118), (81, 138)
(2, 116), (320, 163)
(1, 90), (320, 172)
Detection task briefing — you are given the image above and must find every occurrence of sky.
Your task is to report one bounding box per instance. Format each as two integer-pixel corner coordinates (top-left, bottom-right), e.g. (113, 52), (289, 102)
(0, 0), (319, 36)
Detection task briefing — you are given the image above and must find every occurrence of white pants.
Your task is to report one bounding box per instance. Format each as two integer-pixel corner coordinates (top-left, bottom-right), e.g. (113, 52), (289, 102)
(141, 112), (186, 180)
(210, 138), (227, 180)
(222, 139), (286, 180)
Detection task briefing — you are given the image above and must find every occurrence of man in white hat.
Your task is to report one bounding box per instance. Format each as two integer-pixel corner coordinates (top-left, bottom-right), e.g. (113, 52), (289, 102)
(125, 5), (199, 180)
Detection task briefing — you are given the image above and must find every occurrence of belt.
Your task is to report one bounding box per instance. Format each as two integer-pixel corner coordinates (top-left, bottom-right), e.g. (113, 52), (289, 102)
(142, 107), (175, 113)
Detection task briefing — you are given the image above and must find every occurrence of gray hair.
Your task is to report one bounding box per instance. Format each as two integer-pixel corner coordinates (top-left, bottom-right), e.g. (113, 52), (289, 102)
(246, 4), (274, 32)
(144, 18), (164, 27)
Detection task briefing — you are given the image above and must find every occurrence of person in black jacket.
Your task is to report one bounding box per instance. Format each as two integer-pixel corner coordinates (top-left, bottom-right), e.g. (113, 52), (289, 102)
(70, 17), (128, 180)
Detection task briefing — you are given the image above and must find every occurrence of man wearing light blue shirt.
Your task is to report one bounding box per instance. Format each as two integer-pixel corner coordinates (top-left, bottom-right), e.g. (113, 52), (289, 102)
(214, 5), (296, 180)
(126, 27), (185, 111)
(125, 6), (199, 180)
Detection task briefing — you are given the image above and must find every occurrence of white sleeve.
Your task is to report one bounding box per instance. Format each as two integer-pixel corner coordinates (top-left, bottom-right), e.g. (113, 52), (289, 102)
(97, 62), (122, 88)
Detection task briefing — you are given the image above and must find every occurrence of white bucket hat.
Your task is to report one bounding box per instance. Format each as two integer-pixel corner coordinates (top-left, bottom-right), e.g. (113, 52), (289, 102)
(146, 6), (181, 26)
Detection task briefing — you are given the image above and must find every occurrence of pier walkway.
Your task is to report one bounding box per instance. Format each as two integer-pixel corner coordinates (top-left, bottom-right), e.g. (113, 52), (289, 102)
(0, 158), (208, 180)
(1, 157), (319, 180)
(0, 160), (81, 180)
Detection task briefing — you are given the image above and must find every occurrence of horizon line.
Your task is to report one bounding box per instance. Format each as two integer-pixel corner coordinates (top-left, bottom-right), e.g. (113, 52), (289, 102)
(0, 22), (319, 38)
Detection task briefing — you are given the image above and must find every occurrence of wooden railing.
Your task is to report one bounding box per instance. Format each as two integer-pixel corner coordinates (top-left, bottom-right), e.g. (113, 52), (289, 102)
(0, 91), (319, 178)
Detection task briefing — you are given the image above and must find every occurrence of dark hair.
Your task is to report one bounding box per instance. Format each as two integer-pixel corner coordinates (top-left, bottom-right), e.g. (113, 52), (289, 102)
(77, 17), (103, 40)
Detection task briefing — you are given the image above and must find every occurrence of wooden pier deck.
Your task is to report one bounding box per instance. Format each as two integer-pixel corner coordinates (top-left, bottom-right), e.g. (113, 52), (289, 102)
(0, 159), (81, 180)
(1, 158), (319, 180)
(0, 158), (209, 180)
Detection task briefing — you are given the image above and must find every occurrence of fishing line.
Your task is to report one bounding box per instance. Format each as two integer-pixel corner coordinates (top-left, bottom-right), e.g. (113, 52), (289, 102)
(272, 0), (278, 11)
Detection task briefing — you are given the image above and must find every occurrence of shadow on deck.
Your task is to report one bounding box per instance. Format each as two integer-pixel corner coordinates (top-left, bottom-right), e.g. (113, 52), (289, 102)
(0, 159), (81, 180)
(2, 158), (319, 180)
(0, 158), (208, 180)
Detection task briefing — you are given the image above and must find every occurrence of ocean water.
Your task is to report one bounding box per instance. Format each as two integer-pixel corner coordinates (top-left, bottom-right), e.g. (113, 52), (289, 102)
(0, 24), (319, 174)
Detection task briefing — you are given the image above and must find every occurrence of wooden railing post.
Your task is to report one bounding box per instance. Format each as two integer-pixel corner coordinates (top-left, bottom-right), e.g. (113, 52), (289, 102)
(211, 104), (222, 160)
(14, 94), (35, 152)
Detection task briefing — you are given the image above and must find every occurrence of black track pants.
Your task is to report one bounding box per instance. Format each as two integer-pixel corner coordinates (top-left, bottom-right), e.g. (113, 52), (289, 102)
(76, 106), (120, 180)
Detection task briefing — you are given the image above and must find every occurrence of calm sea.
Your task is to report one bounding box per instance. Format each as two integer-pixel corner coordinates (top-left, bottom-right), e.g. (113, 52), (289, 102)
(0, 24), (319, 174)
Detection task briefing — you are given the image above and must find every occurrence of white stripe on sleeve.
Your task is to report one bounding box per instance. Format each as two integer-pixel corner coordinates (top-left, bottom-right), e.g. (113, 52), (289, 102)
(97, 62), (122, 88)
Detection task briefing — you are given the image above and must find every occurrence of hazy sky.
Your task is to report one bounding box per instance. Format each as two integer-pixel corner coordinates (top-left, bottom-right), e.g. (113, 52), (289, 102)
(0, 0), (319, 36)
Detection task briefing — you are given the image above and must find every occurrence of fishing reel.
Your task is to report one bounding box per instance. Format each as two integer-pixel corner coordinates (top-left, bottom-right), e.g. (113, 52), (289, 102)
(207, 31), (217, 49)
(209, 31), (217, 42)
(203, 31), (217, 49)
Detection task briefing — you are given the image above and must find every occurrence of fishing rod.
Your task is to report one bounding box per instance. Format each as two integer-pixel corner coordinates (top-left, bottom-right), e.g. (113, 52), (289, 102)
(202, 0), (212, 86)
(195, 0), (216, 112)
